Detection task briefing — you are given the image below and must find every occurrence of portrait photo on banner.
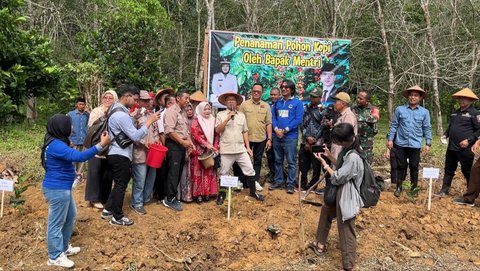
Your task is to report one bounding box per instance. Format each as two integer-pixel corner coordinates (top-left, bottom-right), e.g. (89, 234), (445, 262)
(207, 30), (351, 107)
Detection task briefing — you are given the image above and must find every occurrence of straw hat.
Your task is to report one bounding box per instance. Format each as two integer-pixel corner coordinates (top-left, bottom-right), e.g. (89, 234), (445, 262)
(218, 92), (243, 106)
(452, 88), (478, 100)
(190, 90), (208, 102)
(154, 88), (175, 105)
(332, 92), (351, 103)
(401, 85), (427, 98)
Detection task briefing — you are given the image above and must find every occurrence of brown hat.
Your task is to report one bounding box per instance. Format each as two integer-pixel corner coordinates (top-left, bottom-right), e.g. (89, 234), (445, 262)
(332, 92), (351, 103)
(452, 88), (478, 100)
(401, 85), (427, 98)
(154, 88), (175, 105)
(218, 92), (243, 106)
(190, 90), (208, 102)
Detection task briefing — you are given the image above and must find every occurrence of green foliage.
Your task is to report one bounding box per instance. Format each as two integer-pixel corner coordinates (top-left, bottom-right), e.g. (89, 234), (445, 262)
(402, 181), (421, 202)
(0, 0), (62, 121)
(82, 0), (173, 89)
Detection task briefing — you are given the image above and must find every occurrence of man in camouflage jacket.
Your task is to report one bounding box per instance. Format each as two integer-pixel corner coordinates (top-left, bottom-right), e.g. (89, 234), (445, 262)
(352, 90), (379, 164)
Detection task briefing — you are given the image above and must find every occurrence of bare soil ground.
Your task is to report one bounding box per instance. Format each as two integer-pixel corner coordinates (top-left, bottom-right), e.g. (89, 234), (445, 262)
(1, 158), (480, 271)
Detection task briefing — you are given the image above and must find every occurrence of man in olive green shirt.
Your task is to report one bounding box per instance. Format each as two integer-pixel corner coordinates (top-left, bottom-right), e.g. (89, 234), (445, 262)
(239, 83), (272, 191)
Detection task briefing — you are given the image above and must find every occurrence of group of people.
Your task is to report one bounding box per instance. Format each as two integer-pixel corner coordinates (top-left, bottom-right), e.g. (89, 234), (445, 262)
(40, 80), (480, 270)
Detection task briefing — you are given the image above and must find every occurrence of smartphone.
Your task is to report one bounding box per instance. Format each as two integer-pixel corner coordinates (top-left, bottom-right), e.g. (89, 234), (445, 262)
(311, 145), (325, 153)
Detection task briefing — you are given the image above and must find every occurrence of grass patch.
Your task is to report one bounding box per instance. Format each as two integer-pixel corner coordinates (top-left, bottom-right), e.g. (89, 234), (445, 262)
(0, 121), (46, 182)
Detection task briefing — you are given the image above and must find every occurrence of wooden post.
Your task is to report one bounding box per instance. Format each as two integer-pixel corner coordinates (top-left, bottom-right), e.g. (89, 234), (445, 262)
(1, 191), (4, 218)
(227, 187), (232, 220)
(202, 29), (210, 96)
(427, 178), (433, 211)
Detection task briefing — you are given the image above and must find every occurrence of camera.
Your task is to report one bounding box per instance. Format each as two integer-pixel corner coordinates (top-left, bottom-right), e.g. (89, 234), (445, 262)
(311, 145), (325, 153)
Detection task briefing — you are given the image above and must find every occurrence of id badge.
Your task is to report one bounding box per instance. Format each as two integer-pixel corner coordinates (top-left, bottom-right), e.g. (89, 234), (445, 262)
(278, 109), (289, 118)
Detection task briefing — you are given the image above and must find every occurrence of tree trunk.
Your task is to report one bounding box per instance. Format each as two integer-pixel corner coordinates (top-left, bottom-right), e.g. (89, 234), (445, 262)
(375, 0), (396, 120)
(195, 0), (202, 90)
(26, 0), (37, 122)
(421, 0), (443, 135)
(198, 0), (215, 92)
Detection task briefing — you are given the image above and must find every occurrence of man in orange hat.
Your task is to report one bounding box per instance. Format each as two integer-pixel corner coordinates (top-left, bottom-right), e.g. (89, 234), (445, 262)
(387, 85), (432, 197)
(435, 88), (480, 197)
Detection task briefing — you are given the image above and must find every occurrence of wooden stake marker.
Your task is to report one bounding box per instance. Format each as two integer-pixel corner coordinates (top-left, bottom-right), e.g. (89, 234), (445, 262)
(220, 175), (239, 220)
(0, 179), (14, 218)
(422, 168), (439, 211)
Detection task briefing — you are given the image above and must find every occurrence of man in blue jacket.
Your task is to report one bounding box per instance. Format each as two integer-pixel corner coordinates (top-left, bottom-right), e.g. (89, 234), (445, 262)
(270, 79), (304, 194)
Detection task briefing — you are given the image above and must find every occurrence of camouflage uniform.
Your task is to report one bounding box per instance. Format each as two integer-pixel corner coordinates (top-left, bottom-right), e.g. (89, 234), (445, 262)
(352, 104), (378, 163)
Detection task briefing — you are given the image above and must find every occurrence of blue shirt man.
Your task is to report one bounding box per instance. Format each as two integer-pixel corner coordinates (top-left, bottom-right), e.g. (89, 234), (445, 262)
(387, 85), (432, 197)
(67, 97), (89, 146)
(270, 79), (304, 194)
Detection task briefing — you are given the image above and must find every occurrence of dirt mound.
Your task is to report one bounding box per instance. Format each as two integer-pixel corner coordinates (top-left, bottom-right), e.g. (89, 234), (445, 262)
(1, 174), (479, 270)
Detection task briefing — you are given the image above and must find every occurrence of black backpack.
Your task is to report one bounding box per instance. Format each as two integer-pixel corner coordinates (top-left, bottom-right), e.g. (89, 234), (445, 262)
(351, 150), (382, 208)
(83, 107), (123, 156)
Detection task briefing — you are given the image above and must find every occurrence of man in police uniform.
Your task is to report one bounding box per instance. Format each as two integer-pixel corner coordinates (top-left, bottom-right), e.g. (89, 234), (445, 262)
(435, 88), (480, 197)
(352, 90), (380, 164)
(210, 58), (238, 108)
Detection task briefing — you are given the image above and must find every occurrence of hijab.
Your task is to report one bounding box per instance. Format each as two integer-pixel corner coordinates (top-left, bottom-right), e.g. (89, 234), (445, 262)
(195, 102), (215, 144)
(185, 103), (194, 128)
(40, 114), (72, 169)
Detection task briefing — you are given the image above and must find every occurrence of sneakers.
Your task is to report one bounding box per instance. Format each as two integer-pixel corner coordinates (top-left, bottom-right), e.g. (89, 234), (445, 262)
(162, 197), (183, 211)
(286, 187), (295, 194)
(47, 252), (74, 268)
(433, 187), (449, 198)
(64, 244), (81, 256)
(101, 209), (113, 220)
(255, 181), (264, 192)
(269, 182), (283, 191)
(453, 197), (475, 207)
(130, 205), (147, 215)
(110, 216), (134, 226)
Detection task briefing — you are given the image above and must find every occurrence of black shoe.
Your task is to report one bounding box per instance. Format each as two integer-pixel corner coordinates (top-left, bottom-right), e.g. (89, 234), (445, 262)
(251, 192), (265, 201)
(269, 183), (283, 191)
(196, 197), (203, 204)
(216, 194), (224, 205)
(286, 187), (295, 194)
(314, 188), (325, 195)
(453, 197), (475, 207)
(204, 195), (210, 202)
(394, 187), (402, 198)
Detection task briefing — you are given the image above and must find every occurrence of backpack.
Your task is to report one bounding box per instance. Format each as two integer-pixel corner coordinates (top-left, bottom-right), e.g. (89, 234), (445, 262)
(83, 107), (123, 156)
(351, 150), (382, 208)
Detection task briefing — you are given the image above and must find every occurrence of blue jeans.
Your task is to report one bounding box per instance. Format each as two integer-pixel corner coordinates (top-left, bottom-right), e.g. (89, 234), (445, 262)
(43, 187), (76, 260)
(273, 137), (298, 188)
(131, 163), (157, 207)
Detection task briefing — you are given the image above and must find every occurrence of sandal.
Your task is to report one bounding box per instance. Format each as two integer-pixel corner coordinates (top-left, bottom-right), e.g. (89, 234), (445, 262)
(308, 240), (326, 256)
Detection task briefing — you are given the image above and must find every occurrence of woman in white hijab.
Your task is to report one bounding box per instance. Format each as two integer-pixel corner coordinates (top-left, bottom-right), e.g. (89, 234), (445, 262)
(190, 102), (219, 204)
(85, 90), (118, 209)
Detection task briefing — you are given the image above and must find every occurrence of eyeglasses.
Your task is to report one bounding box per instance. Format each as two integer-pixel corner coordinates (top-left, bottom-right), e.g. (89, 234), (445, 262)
(103, 96), (114, 100)
(281, 86), (289, 89)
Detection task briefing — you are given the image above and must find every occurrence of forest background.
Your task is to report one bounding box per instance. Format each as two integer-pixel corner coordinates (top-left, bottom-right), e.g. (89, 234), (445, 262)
(1, 0), (479, 136)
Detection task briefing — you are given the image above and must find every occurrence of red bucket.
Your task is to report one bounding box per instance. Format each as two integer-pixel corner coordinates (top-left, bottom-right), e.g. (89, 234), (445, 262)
(146, 144), (168, 168)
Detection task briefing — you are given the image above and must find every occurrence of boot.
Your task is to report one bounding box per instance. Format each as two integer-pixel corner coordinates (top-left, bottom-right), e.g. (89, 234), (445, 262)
(248, 176), (265, 201)
(394, 181), (402, 198)
(216, 191), (226, 205)
(434, 175), (452, 197)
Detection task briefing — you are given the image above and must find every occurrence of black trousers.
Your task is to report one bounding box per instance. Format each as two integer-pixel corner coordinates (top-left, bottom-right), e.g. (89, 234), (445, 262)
(233, 140), (267, 184)
(395, 144), (421, 187)
(105, 155), (131, 220)
(298, 144), (321, 189)
(442, 148), (474, 187)
(266, 146), (275, 177)
(389, 147), (405, 185)
(153, 162), (168, 201)
(85, 156), (112, 203)
(165, 139), (186, 199)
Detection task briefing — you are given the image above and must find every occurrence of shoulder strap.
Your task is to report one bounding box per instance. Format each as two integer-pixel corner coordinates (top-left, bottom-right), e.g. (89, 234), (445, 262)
(107, 107), (125, 138)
